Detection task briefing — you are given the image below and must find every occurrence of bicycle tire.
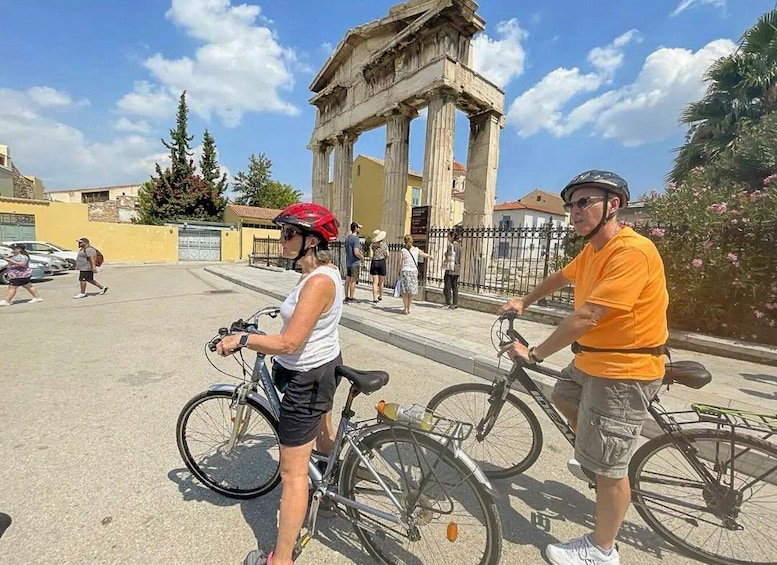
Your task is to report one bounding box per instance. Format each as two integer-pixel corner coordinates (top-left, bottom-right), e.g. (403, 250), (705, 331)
(426, 382), (543, 479)
(629, 428), (777, 565)
(338, 427), (502, 565)
(176, 389), (281, 499)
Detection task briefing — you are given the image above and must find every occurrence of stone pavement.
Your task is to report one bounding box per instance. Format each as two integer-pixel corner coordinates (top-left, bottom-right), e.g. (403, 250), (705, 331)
(206, 263), (776, 435)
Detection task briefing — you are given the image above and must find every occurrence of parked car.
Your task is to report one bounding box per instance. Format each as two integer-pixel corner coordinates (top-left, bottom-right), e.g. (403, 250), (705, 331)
(0, 245), (70, 275)
(1, 240), (79, 269)
(0, 258), (47, 284)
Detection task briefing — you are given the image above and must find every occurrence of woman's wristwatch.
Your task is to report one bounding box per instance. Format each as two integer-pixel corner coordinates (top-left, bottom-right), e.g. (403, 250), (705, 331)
(238, 333), (251, 348)
(528, 346), (544, 364)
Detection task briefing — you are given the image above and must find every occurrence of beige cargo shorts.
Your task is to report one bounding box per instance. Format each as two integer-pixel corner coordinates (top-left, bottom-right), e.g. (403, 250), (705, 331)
(553, 362), (663, 479)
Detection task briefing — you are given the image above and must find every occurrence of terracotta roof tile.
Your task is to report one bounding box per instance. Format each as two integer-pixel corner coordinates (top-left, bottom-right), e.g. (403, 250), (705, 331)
(227, 204), (282, 220)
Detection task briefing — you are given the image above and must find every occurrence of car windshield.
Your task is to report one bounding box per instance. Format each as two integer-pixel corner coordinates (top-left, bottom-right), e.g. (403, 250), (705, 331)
(46, 242), (73, 251)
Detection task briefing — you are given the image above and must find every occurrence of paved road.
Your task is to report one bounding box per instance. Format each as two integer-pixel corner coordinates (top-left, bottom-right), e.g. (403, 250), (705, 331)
(0, 265), (710, 564)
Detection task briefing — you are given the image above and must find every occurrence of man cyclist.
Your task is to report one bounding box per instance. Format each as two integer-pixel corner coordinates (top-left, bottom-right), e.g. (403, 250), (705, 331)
(499, 170), (668, 565)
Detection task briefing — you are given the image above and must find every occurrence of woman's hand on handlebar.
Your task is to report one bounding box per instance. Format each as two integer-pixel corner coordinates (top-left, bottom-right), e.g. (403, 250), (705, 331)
(499, 340), (531, 363)
(499, 298), (525, 316)
(216, 334), (243, 357)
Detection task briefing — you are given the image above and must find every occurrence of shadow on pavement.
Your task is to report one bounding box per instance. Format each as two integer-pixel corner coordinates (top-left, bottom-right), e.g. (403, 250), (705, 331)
(0, 512), (11, 539)
(495, 473), (682, 562)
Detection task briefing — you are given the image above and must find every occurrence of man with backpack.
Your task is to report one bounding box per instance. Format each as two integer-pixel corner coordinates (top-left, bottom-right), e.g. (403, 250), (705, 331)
(73, 237), (108, 299)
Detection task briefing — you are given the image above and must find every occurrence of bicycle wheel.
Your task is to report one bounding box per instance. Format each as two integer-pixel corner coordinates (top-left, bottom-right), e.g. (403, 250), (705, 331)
(426, 382), (543, 479)
(629, 428), (777, 565)
(176, 390), (281, 499)
(339, 427), (502, 565)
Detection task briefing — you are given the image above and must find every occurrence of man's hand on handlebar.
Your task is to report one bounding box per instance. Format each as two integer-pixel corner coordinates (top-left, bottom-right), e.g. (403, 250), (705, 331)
(499, 341), (531, 363)
(499, 298), (525, 316)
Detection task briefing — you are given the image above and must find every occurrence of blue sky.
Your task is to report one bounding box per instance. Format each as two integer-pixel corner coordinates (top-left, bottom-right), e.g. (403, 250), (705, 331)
(1, 0), (774, 202)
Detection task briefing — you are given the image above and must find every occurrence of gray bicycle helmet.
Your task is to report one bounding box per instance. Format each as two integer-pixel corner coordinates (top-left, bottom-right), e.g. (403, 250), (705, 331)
(561, 170), (630, 208)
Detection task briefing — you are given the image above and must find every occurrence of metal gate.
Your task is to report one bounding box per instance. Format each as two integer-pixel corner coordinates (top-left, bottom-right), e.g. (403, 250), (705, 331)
(178, 228), (221, 261)
(0, 213), (36, 242)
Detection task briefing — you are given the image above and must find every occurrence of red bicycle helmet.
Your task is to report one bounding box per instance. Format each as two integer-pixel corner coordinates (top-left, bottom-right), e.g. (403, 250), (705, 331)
(273, 202), (339, 242)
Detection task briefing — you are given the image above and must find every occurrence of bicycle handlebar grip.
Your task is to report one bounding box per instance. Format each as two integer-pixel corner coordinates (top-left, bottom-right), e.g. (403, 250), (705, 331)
(208, 336), (222, 352)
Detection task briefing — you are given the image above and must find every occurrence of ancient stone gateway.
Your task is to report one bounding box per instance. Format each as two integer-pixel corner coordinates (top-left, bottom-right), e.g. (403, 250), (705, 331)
(308, 0), (504, 243)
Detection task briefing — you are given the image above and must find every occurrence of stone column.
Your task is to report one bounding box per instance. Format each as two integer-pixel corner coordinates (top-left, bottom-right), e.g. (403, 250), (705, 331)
(310, 141), (332, 208)
(462, 110), (504, 284)
(381, 107), (416, 244)
(422, 90), (457, 229)
(332, 132), (356, 238)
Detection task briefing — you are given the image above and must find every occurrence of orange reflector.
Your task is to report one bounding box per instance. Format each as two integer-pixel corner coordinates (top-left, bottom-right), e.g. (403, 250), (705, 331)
(446, 522), (458, 542)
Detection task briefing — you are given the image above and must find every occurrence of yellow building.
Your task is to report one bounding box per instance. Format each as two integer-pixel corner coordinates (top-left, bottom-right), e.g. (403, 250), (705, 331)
(47, 183), (141, 204)
(0, 145), (45, 200)
(328, 154), (465, 243)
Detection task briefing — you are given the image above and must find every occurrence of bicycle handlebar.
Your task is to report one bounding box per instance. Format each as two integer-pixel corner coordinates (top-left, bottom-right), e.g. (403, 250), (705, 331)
(497, 312), (529, 348)
(207, 306), (280, 352)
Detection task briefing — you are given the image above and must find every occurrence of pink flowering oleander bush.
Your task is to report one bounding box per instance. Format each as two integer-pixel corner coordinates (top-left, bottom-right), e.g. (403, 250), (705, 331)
(640, 167), (777, 344)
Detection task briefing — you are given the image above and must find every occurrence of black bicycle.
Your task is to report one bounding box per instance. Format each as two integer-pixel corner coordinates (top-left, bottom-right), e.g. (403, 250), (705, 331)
(427, 313), (777, 565)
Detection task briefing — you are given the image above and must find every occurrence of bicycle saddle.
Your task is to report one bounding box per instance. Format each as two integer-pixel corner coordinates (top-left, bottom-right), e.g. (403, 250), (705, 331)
(663, 361), (711, 389)
(336, 366), (390, 394)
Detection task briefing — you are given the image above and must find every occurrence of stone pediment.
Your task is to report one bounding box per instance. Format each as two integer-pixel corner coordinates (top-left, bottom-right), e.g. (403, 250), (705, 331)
(310, 0), (483, 94)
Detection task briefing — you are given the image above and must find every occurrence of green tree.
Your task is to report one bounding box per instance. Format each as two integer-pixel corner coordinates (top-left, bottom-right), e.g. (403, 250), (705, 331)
(670, 9), (777, 184)
(232, 153), (301, 208)
(199, 129), (228, 196)
(137, 91), (226, 224)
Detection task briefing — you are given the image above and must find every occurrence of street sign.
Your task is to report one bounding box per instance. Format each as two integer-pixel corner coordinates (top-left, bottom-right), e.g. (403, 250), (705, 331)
(410, 205), (430, 237)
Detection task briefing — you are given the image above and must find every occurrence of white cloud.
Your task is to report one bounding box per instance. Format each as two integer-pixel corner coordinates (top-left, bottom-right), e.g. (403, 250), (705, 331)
(117, 0), (298, 127)
(26, 86), (79, 108)
(506, 33), (737, 146)
(471, 19), (528, 88)
(671, 0), (726, 17)
(587, 30), (641, 80)
(320, 42), (334, 56)
(0, 87), (165, 189)
(588, 39), (736, 145)
(507, 31), (638, 136)
(114, 117), (153, 134)
(507, 68), (603, 136)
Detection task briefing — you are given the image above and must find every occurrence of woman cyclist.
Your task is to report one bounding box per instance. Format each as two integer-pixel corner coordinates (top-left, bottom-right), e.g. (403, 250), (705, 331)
(216, 203), (344, 565)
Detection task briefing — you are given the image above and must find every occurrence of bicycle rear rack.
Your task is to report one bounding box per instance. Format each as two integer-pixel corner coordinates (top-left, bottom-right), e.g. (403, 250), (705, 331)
(691, 403), (777, 437)
(377, 406), (474, 444)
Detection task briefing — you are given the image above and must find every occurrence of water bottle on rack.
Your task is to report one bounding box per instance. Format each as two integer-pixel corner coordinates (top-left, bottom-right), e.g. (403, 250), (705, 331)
(376, 401), (433, 431)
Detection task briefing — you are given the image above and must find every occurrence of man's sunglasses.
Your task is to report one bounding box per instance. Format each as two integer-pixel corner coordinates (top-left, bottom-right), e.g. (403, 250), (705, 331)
(563, 196), (606, 212)
(280, 227), (302, 240)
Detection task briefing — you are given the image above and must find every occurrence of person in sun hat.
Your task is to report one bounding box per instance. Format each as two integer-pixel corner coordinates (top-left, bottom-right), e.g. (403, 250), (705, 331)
(368, 228), (388, 304)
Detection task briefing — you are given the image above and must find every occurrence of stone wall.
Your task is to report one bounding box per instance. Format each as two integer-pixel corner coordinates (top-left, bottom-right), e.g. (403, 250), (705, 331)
(87, 195), (139, 223)
(11, 163), (34, 199)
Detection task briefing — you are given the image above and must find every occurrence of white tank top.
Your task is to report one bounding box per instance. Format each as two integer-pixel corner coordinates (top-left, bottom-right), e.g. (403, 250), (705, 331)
(274, 265), (344, 371)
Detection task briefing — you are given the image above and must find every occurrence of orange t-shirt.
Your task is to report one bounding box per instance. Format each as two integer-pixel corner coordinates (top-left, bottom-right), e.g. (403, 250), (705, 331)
(561, 227), (668, 380)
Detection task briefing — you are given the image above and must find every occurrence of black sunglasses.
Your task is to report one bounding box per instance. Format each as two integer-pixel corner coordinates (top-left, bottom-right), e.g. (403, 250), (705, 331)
(280, 227), (302, 240)
(563, 196), (606, 212)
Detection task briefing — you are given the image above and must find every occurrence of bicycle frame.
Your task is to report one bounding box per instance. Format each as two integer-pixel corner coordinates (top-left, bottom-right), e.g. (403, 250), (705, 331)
(208, 311), (495, 549)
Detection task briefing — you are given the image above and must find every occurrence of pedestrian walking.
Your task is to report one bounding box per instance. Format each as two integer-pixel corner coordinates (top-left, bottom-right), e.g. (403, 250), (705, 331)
(73, 237), (107, 299)
(443, 229), (462, 309)
(343, 222), (363, 303)
(369, 229), (388, 303)
(397, 234), (433, 315)
(0, 244), (43, 306)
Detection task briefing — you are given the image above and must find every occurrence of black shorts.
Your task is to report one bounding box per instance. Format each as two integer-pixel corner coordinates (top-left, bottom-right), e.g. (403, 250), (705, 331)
(346, 265), (360, 278)
(79, 271), (94, 282)
(9, 277), (31, 287)
(369, 259), (387, 276)
(275, 354), (343, 447)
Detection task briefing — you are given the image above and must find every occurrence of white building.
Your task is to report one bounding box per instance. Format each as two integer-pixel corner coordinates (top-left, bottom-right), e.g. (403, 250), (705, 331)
(492, 190), (568, 261)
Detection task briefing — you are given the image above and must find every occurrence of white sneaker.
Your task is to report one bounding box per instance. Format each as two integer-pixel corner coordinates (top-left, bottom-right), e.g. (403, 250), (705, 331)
(567, 458), (593, 483)
(29, 297), (43, 303)
(545, 534), (620, 565)
(0, 300), (8, 306)
(73, 293), (87, 299)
